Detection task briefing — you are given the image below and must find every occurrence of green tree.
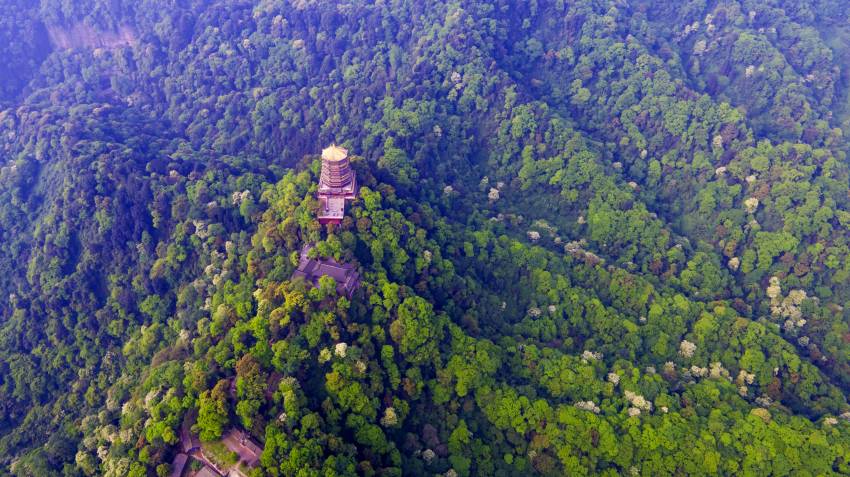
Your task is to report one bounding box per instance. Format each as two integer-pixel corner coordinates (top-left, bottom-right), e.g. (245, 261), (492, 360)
(197, 380), (229, 441)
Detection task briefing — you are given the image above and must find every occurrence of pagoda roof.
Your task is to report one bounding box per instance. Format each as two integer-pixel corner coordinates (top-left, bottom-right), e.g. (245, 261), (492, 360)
(322, 144), (349, 162)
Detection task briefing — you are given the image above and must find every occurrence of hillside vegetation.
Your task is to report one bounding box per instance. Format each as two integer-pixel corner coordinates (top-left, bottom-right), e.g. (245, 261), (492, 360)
(3, 1), (850, 476)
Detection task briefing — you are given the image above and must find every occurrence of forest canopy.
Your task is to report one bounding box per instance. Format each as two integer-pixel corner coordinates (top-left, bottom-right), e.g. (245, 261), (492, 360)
(3, 0), (850, 476)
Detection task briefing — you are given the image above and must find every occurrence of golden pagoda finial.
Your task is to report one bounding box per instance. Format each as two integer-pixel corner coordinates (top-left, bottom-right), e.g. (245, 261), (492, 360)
(322, 143), (349, 162)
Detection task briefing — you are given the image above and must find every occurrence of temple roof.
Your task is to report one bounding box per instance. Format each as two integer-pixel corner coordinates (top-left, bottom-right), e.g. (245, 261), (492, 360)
(322, 144), (349, 162)
(196, 467), (218, 477)
(222, 428), (262, 468)
(292, 245), (360, 297)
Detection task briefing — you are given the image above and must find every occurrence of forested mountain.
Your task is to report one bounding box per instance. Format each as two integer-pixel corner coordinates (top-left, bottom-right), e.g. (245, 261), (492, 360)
(3, 0), (850, 475)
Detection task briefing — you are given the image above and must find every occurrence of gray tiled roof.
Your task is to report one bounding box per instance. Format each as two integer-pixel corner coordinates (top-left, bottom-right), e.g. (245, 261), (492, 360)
(291, 246), (360, 296)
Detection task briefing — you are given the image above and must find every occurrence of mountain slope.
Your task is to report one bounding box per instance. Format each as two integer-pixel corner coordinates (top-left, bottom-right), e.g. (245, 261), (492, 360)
(3, 0), (850, 475)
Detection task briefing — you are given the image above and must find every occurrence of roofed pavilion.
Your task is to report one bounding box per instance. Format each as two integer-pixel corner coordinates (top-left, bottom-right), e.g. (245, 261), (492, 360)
(291, 245), (360, 297)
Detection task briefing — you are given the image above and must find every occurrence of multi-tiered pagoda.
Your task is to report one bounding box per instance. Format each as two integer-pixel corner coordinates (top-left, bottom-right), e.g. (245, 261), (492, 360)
(317, 144), (357, 225)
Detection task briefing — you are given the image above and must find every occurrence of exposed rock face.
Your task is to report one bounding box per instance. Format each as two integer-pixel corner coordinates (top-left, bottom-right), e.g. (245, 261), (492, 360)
(47, 23), (137, 50)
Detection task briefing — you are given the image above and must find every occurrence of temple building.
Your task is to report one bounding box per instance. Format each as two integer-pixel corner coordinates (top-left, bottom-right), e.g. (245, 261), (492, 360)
(222, 428), (263, 469)
(291, 245), (360, 297)
(317, 144), (357, 224)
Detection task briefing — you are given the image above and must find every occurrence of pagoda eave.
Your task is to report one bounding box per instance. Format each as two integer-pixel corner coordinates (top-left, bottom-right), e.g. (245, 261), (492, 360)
(315, 143), (357, 224)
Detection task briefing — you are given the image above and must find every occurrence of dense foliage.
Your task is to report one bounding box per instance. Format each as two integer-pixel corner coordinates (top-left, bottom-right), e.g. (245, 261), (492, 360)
(4, 0), (850, 475)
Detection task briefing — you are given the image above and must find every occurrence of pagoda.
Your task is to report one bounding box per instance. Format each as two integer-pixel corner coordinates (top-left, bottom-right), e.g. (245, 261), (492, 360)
(317, 144), (357, 225)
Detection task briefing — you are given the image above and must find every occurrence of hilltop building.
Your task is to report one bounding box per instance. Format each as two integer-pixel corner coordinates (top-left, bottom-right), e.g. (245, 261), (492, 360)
(195, 467), (218, 477)
(317, 144), (357, 224)
(291, 245), (360, 297)
(176, 414), (264, 477)
(222, 428), (263, 469)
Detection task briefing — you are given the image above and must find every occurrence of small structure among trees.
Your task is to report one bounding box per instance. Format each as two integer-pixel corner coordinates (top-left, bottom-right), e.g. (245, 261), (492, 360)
(195, 466), (218, 477)
(317, 144), (357, 224)
(222, 428), (263, 469)
(292, 245), (360, 297)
